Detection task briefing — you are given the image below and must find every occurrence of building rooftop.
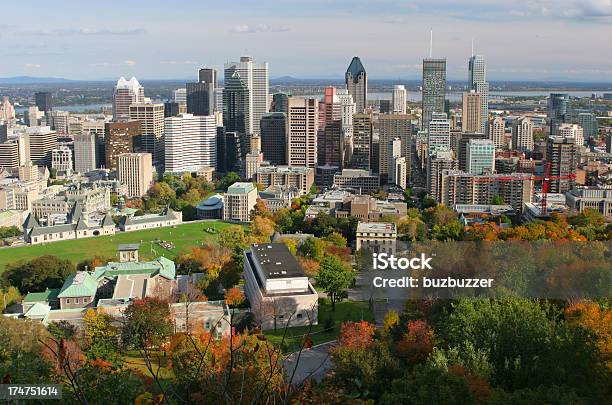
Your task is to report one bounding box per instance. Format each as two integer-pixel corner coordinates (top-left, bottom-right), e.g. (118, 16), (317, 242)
(23, 288), (60, 303)
(250, 243), (306, 279)
(226, 182), (256, 195)
(196, 194), (224, 210)
(57, 272), (98, 298)
(118, 243), (140, 251)
(357, 222), (397, 234)
(256, 165), (313, 174)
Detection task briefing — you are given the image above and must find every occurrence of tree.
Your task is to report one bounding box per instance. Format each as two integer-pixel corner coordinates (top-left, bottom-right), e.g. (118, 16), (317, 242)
(491, 194), (505, 205)
(314, 256), (353, 310)
(380, 364), (475, 405)
(251, 199), (272, 220)
(122, 298), (173, 349)
(324, 232), (347, 247)
(0, 226), (21, 239)
(395, 320), (435, 365)
(2, 255), (75, 294)
(249, 216), (276, 243)
(83, 309), (119, 361)
(217, 172), (240, 191)
(224, 287), (245, 308)
(382, 309), (400, 339)
(565, 301), (611, 371)
(218, 225), (247, 250)
(337, 321), (376, 350)
(189, 244), (232, 283)
(299, 237), (326, 261)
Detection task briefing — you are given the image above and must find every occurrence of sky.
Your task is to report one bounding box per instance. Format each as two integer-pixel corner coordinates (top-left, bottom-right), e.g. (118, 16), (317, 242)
(1, 0), (612, 82)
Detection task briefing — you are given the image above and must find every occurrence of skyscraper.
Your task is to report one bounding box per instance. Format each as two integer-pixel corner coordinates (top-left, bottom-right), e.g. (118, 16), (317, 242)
(558, 123), (584, 147)
(105, 121), (141, 170)
(198, 68), (217, 87)
(487, 117), (505, 149)
(318, 87), (344, 169)
(34, 92), (53, 113)
(186, 82), (215, 116)
(392, 85), (407, 114)
(287, 97), (318, 168)
(546, 135), (576, 194)
(129, 103), (165, 167)
(112, 77), (144, 122)
(0, 97), (16, 127)
(224, 56), (269, 135)
(216, 128), (241, 174)
(164, 114), (216, 173)
(345, 57), (367, 113)
(378, 113), (411, 183)
(512, 117), (534, 152)
(74, 132), (96, 173)
(351, 113), (373, 170)
(271, 93), (290, 113)
(468, 54), (489, 133)
(422, 58), (446, 130)
(461, 90), (482, 133)
(427, 113), (451, 152)
(117, 153), (153, 198)
(27, 126), (57, 168)
(260, 112), (288, 165)
(548, 93), (569, 135)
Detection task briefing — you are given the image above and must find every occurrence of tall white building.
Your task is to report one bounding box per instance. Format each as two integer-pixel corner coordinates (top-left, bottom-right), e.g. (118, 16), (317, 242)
(468, 54), (489, 133)
(287, 98), (319, 168)
(512, 117), (534, 152)
(558, 123), (584, 147)
(113, 77), (145, 122)
(74, 132), (96, 173)
(173, 88), (187, 104)
(389, 137), (406, 188)
(164, 114), (216, 173)
(129, 102), (165, 166)
(392, 85), (407, 114)
(224, 56), (269, 135)
(428, 113), (451, 152)
(487, 117), (505, 149)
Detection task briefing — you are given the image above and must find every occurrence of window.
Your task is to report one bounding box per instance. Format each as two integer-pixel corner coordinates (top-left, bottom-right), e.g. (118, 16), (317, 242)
(75, 298), (80, 304)
(296, 313), (303, 320)
(66, 299), (70, 304)
(205, 321), (211, 330)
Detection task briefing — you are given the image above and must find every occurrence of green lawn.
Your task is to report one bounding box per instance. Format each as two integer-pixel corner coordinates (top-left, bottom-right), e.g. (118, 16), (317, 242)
(0, 221), (238, 273)
(265, 299), (374, 353)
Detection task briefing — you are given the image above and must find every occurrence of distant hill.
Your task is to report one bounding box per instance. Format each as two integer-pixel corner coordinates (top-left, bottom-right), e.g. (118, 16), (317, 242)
(0, 76), (76, 84)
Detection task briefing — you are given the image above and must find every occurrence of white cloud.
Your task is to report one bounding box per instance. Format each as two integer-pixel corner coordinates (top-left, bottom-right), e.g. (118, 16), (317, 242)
(23, 63), (41, 68)
(231, 24), (290, 34)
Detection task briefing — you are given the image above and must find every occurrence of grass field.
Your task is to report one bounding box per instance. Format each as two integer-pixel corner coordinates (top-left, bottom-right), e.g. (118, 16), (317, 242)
(265, 299), (374, 353)
(0, 220), (238, 273)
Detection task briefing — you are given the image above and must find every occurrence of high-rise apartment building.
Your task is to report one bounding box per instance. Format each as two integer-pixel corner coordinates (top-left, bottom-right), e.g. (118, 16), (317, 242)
(164, 114), (216, 173)
(392, 85), (407, 114)
(427, 149), (457, 201)
(117, 153), (153, 198)
(427, 113), (451, 152)
(46, 110), (69, 134)
(129, 103), (165, 167)
(345, 57), (367, 113)
(466, 139), (495, 175)
(461, 91), (482, 133)
(351, 113), (373, 170)
(422, 58), (446, 130)
(74, 132), (96, 173)
(468, 54), (489, 132)
(287, 97), (319, 168)
(458, 132), (488, 171)
(260, 112), (287, 165)
(224, 56), (269, 135)
(378, 113), (411, 183)
(546, 136), (576, 194)
(113, 77), (144, 122)
(558, 123), (584, 147)
(104, 121), (141, 171)
(35, 92), (53, 113)
(487, 116), (505, 149)
(547, 93), (568, 135)
(173, 88), (187, 104)
(512, 117), (534, 152)
(388, 138), (407, 188)
(28, 126), (57, 168)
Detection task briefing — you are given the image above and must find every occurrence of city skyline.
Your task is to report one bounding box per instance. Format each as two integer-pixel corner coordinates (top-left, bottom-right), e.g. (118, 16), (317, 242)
(1, 0), (612, 82)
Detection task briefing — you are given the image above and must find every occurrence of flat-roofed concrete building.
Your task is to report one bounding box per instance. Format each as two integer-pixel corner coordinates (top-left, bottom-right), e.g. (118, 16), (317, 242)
(356, 222), (397, 254)
(74, 133), (96, 173)
(28, 126), (57, 168)
(566, 186), (612, 219)
(243, 243), (318, 330)
(287, 97), (318, 168)
(223, 182), (258, 222)
(129, 102), (165, 166)
(255, 165), (314, 195)
(332, 169), (380, 193)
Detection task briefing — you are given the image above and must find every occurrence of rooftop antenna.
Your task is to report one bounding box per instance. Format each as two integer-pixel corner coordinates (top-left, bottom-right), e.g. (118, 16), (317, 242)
(429, 29), (433, 58)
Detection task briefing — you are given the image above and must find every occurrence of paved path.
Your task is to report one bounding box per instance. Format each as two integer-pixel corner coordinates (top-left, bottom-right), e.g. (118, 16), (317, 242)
(283, 341), (335, 385)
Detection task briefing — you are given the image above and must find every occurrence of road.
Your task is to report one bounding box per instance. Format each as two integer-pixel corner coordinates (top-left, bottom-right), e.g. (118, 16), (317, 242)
(283, 341), (335, 385)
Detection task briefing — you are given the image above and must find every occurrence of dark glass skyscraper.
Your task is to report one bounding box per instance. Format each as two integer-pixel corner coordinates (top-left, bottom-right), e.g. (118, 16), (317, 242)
(260, 112), (287, 165)
(186, 82), (215, 116)
(422, 58), (446, 130)
(35, 91), (53, 113)
(548, 93), (569, 135)
(216, 127), (241, 173)
(271, 93), (290, 113)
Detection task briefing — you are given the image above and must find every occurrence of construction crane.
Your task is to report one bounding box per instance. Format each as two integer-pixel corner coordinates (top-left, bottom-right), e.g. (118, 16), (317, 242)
(472, 162), (576, 214)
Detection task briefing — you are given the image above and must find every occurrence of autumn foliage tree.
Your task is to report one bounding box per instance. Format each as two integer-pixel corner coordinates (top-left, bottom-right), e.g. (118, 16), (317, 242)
(396, 320), (435, 365)
(565, 301), (612, 370)
(337, 321), (376, 350)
